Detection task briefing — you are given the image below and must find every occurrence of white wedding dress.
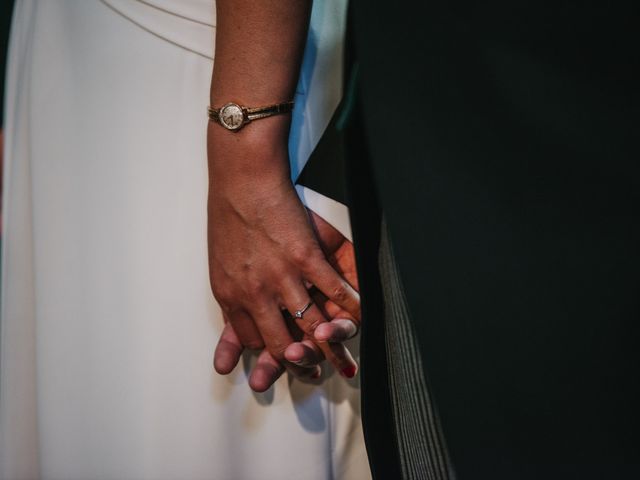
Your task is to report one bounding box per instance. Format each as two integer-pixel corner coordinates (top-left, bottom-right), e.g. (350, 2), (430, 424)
(0, 1), (369, 479)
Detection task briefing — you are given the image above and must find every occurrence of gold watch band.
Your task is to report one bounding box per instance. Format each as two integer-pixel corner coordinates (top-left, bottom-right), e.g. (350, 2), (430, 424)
(208, 101), (294, 131)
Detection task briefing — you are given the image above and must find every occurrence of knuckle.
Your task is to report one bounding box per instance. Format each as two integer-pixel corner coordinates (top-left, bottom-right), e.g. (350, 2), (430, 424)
(267, 341), (288, 360)
(218, 302), (234, 314)
(243, 276), (266, 299)
(249, 301), (271, 317)
(331, 282), (349, 303)
(210, 277), (233, 300)
(212, 290), (234, 311)
(305, 318), (324, 333)
(290, 244), (318, 269)
(209, 281), (224, 299)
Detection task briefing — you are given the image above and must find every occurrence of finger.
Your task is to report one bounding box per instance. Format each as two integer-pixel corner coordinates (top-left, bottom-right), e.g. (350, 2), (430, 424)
(283, 325), (358, 379)
(249, 349), (320, 391)
(281, 286), (329, 338)
(284, 339), (324, 367)
(288, 290), (358, 377)
(306, 262), (361, 322)
(319, 341), (358, 379)
(314, 318), (359, 343)
(213, 322), (244, 375)
(249, 349), (286, 392)
(227, 309), (264, 350)
(310, 287), (355, 322)
(248, 303), (323, 383)
(248, 302), (297, 364)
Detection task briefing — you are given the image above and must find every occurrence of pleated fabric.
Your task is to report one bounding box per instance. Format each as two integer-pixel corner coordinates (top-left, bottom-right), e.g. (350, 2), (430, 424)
(378, 218), (455, 480)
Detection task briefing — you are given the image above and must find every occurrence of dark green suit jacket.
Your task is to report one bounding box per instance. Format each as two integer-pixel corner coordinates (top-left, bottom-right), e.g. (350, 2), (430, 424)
(348, 1), (640, 478)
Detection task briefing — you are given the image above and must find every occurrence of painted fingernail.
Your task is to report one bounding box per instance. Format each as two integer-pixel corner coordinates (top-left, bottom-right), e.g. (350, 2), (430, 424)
(341, 365), (357, 378)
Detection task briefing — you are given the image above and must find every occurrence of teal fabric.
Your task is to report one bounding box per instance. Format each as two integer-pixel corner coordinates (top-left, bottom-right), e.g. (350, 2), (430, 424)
(295, 106), (348, 205)
(295, 58), (360, 206)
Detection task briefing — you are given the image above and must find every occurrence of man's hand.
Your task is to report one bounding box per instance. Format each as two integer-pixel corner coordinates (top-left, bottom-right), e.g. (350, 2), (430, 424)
(305, 209), (360, 343)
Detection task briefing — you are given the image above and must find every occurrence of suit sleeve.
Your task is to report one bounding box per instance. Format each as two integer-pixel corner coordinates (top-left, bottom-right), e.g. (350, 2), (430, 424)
(288, 0), (351, 241)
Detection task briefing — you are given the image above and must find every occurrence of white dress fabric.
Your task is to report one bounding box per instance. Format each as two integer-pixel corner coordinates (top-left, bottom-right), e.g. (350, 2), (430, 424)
(0, 1), (369, 479)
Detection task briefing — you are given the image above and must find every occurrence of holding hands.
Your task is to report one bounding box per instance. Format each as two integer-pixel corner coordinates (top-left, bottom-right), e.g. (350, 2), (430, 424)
(207, 121), (361, 391)
(210, 204), (361, 391)
(207, 0), (359, 391)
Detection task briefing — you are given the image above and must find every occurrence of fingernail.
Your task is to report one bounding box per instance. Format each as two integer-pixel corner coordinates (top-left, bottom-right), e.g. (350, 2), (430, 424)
(341, 365), (357, 378)
(311, 369), (321, 379)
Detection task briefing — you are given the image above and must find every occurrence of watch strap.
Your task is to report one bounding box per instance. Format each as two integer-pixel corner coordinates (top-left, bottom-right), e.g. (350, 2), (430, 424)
(245, 101), (294, 121)
(207, 106), (221, 122)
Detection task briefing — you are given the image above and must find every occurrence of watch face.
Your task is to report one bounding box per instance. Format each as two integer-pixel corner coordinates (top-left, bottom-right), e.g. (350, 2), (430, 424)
(219, 103), (245, 130)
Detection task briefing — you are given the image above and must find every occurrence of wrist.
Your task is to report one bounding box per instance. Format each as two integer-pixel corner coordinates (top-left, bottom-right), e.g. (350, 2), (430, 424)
(208, 158), (297, 220)
(207, 116), (292, 186)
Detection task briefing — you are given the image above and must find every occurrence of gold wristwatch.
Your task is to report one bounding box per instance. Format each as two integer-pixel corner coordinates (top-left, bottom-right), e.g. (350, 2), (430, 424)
(207, 101), (294, 131)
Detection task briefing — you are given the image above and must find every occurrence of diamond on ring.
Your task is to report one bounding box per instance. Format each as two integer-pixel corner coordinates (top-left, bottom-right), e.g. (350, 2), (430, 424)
(293, 301), (313, 319)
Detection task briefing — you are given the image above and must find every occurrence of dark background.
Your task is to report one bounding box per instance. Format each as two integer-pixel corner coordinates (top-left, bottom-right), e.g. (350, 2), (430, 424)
(1, 1), (15, 239)
(1, 1), (15, 127)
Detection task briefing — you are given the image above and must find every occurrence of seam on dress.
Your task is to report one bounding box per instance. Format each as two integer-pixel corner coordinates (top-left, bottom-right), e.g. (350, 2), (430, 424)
(98, 0), (214, 61)
(132, 0), (215, 27)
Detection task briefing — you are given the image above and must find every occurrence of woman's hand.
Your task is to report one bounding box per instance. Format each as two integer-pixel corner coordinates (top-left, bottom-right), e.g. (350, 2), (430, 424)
(213, 208), (361, 392)
(207, 121), (360, 387)
(207, 0), (358, 391)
